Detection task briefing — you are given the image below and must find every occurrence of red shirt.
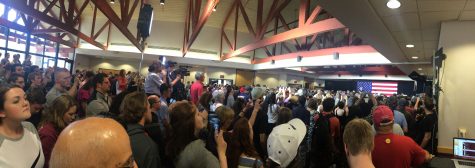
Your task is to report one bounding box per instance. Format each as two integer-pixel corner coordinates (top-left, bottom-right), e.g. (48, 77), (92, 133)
(372, 133), (426, 168)
(313, 112), (341, 139)
(190, 81), (203, 105)
(39, 122), (60, 168)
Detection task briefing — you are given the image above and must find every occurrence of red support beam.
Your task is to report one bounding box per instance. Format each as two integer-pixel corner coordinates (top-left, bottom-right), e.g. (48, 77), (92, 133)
(193, 0), (202, 30)
(222, 18), (345, 60)
(306, 6), (322, 25)
(0, 17), (74, 47)
(91, 0), (142, 51)
(126, 0), (140, 24)
(67, 0), (76, 24)
(233, 2), (238, 51)
(256, 0), (263, 33)
(182, 0), (220, 56)
(237, 1), (255, 36)
(298, 0), (308, 47)
(30, 0), (59, 29)
(278, 15), (302, 51)
(1, 0), (105, 50)
(252, 45), (376, 64)
(91, 6), (97, 37)
(72, 0), (91, 25)
(258, 0), (291, 39)
(93, 21), (111, 40)
(31, 28), (65, 34)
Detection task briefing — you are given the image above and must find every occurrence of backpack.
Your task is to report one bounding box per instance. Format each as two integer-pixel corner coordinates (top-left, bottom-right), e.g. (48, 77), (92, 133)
(309, 113), (335, 167)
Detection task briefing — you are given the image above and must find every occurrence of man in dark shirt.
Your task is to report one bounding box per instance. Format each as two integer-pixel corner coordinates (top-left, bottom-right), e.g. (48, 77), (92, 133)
(244, 87), (267, 160)
(292, 96), (310, 126)
(415, 97), (437, 154)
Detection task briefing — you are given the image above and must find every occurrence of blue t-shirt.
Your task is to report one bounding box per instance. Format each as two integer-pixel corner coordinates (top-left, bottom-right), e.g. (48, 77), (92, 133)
(394, 110), (408, 131)
(238, 156), (263, 168)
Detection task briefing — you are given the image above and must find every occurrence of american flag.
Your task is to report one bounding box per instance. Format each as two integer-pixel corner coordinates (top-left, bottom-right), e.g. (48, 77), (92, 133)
(357, 81), (398, 96)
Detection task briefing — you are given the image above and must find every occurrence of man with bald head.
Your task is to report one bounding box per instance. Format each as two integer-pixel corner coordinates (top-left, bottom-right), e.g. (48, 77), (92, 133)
(49, 117), (137, 168)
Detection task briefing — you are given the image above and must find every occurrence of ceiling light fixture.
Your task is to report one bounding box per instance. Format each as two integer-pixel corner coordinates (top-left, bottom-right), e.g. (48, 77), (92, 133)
(213, 5), (217, 12)
(110, 0), (115, 4)
(418, 68), (423, 71)
(411, 56), (419, 59)
(406, 44), (415, 48)
(160, 0), (165, 5)
(387, 0), (401, 9)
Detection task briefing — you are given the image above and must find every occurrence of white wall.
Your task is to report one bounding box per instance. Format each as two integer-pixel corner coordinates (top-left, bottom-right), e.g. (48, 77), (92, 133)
(74, 54), (91, 71)
(437, 21), (475, 152)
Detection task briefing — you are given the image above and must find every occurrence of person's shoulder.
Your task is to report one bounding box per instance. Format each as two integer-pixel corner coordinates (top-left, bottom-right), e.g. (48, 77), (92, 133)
(184, 139), (207, 153)
(22, 122), (38, 133)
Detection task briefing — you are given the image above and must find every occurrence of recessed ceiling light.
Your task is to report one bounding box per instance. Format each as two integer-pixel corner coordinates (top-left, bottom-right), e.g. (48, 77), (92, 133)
(110, 0), (115, 4)
(406, 44), (415, 48)
(387, 0), (401, 9)
(412, 56), (419, 59)
(418, 68), (423, 71)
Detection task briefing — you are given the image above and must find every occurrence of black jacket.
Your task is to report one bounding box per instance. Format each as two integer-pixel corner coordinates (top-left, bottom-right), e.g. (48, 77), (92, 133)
(126, 123), (161, 168)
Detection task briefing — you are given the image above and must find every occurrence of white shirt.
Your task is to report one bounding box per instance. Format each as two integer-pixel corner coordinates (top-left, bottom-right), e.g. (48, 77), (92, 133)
(267, 104), (279, 123)
(0, 122), (44, 168)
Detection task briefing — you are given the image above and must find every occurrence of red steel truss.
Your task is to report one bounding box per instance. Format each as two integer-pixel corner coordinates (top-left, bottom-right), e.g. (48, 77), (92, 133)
(0, 0), (143, 51)
(218, 0), (363, 64)
(182, 0), (220, 57)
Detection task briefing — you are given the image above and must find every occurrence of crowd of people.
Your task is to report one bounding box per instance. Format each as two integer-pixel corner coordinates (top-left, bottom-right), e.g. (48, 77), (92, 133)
(0, 54), (438, 168)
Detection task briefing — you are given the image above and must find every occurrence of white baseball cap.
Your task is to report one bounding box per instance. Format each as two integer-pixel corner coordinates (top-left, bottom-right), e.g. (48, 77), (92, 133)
(267, 118), (307, 167)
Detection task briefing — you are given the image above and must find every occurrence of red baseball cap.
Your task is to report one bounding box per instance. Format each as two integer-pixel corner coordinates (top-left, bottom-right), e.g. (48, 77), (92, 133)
(373, 105), (394, 127)
(240, 87), (245, 93)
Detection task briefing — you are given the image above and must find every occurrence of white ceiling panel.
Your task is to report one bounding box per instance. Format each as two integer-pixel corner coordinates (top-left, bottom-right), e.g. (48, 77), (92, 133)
(463, 0), (475, 11)
(460, 11), (475, 20)
(392, 30), (423, 42)
(420, 11), (459, 29)
(417, 0), (466, 12)
(422, 28), (440, 41)
(369, 0), (418, 17)
(382, 13), (421, 31)
(423, 40), (439, 50)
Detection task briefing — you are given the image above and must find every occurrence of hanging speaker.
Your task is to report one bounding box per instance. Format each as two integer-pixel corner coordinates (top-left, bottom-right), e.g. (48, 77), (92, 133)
(271, 60), (275, 64)
(137, 4), (154, 39)
(297, 56), (302, 62)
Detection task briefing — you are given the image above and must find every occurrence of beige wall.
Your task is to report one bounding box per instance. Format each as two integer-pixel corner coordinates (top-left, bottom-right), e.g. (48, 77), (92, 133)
(74, 54), (91, 71)
(79, 54), (151, 74)
(287, 74), (305, 87)
(438, 21), (475, 151)
(206, 67), (236, 82)
(255, 73), (280, 88)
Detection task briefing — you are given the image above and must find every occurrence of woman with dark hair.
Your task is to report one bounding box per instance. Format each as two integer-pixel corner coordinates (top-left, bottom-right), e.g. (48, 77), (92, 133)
(224, 85), (235, 108)
(77, 79), (94, 119)
(276, 107), (292, 126)
(0, 86), (44, 167)
(229, 118), (264, 168)
(39, 95), (77, 167)
(166, 101), (228, 168)
(266, 93), (278, 135)
(232, 98), (246, 118)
